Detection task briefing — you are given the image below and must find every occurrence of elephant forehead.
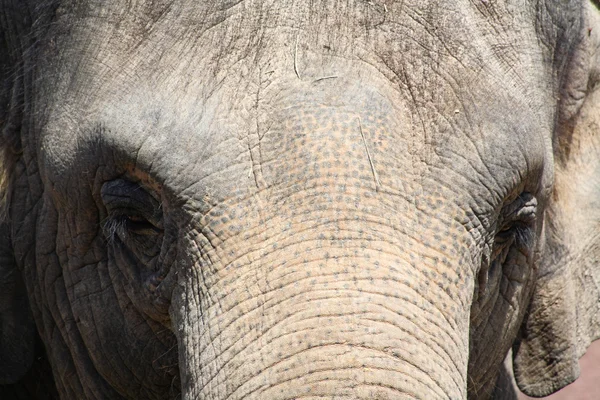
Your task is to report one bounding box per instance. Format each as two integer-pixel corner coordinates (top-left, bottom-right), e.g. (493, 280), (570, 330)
(37, 0), (553, 213)
(38, 59), (549, 223)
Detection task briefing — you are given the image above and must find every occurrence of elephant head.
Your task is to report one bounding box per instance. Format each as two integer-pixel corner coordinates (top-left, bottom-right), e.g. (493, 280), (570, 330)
(1, 1), (600, 399)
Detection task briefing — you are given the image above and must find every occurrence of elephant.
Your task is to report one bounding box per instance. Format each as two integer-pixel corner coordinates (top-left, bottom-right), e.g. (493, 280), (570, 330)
(1, 0), (600, 399)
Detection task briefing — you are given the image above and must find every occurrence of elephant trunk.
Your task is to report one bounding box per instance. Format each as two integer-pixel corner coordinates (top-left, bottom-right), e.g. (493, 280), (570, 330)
(170, 210), (471, 399)
(168, 98), (474, 399)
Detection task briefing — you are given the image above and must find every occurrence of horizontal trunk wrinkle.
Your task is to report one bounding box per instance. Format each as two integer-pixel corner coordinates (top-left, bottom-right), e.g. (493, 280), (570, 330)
(171, 234), (470, 400)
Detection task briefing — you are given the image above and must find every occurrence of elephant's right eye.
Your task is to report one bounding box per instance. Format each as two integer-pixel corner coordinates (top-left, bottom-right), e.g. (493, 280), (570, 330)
(474, 192), (538, 305)
(101, 179), (164, 263)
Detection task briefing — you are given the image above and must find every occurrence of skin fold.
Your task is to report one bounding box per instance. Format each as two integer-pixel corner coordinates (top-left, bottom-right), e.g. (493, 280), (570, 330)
(1, 1), (599, 399)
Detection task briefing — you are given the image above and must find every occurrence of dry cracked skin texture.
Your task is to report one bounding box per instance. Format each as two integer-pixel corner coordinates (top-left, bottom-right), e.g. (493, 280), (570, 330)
(2, 1), (600, 399)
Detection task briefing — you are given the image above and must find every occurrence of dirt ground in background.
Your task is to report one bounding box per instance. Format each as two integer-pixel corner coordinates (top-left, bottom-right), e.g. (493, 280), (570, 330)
(517, 340), (600, 399)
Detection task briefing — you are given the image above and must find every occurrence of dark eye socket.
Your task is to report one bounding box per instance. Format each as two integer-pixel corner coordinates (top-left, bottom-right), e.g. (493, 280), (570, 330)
(119, 214), (162, 235)
(475, 192), (538, 304)
(496, 221), (529, 241)
(100, 178), (171, 317)
(495, 192), (537, 248)
(101, 179), (163, 239)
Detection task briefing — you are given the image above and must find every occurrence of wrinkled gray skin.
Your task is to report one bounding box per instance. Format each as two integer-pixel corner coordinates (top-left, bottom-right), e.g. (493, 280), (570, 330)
(1, 1), (600, 399)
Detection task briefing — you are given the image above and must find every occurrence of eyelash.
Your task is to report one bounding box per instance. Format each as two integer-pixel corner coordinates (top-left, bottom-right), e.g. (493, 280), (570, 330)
(104, 212), (162, 243)
(512, 224), (534, 248)
(492, 222), (534, 264)
(104, 216), (128, 243)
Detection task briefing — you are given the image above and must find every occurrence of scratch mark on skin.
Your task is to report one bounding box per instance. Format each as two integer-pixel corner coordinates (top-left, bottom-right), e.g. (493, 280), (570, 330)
(247, 132), (265, 190)
(248, 68), (268, 191)
(294, 32), (301, 79)
(313, 75), (338, 83)
(358, 118), (381, 192)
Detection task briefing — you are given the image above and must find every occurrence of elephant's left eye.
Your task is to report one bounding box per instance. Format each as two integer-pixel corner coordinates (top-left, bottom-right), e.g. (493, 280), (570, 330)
(101, 179), (164, 262)
(120, 214), (161, 235)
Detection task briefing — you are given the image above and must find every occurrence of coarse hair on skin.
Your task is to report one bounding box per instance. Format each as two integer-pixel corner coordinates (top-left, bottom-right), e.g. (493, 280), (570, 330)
(0, 61), (20, 225)
(0, 144), (14, 223)
(0, 84), (22, 224)
(0, 157), (6, 222)
(103, 216), (127, 245)
(0, 88), (21, 223)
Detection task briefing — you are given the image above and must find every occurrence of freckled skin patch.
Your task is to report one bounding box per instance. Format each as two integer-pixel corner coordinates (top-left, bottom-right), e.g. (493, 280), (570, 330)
(169, 77), (491, 399)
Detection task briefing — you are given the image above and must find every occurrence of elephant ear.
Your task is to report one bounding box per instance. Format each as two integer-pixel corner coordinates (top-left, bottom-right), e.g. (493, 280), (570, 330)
(512, 1), (600, 397)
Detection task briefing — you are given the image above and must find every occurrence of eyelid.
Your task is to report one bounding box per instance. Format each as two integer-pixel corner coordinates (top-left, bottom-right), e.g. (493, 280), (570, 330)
(121, 214), (163, 235)
(126, 214), (150, 223)
(114, 209), (163, 229)
(502, 192), (537, 224)
(514, 200), (537, 221)
(101, 179), (163, 228)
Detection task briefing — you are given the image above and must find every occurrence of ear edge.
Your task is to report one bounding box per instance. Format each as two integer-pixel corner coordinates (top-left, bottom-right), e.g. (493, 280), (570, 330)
(511, 282), (581, 397)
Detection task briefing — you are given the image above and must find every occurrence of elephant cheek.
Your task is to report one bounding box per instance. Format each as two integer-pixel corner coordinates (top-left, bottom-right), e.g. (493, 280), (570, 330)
(169, 241), (471, 400)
